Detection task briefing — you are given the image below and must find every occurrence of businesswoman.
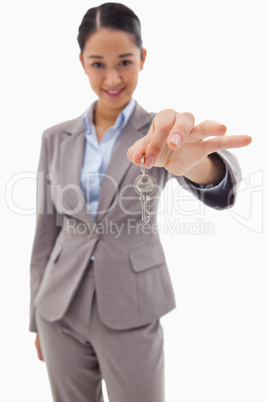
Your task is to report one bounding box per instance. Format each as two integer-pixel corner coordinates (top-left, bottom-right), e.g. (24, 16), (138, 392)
(30, 3), (251, 402)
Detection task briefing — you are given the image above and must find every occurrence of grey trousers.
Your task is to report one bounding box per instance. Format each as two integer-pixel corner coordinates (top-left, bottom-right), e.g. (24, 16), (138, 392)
(35, 261), (165, 402)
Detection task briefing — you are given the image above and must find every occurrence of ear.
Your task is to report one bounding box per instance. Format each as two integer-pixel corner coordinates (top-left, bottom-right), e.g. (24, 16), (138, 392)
(79, 53), (85, 70)
(140, 48), (147, 71)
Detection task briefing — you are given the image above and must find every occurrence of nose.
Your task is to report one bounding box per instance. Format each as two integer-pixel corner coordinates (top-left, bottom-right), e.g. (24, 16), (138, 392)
(104, 68), (122, 87)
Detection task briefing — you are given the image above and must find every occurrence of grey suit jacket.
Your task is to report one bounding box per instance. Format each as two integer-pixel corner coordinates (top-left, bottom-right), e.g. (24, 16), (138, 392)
(29, 102), (241, 332)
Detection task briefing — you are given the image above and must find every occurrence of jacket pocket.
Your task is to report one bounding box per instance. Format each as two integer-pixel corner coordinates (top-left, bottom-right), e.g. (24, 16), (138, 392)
(129, 243), (166, 273)
(49, 241), (63, 263)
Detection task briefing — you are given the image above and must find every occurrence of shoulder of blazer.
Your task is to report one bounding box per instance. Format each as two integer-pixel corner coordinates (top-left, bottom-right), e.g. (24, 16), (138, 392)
(42, 112), (85, 141)
(41, 102), (157, 141)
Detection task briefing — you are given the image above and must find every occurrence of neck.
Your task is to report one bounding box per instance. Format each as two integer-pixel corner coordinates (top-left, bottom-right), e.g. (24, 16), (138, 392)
(94, 100), (130, 126)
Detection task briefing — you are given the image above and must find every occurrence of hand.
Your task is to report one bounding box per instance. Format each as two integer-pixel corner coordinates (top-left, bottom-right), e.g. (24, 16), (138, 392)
(127, 109), (252, 184)
(35, 334), (44, 361)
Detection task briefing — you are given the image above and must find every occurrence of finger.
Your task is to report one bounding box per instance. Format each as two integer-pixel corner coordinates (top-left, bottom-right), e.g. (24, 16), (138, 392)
(203, 135), (252, 154)
(127, 135), (149, 165)
(35, 336), (44, 361)
(38, 350), (43, 361)
(165, 112), (195, 152)
(144, 110), (176, 168)
(188, 120), (227, 142)
(145, 111), (195, 168)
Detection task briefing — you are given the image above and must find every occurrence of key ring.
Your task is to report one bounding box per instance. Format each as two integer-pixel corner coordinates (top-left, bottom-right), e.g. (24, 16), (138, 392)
(141, 155), (148, 176)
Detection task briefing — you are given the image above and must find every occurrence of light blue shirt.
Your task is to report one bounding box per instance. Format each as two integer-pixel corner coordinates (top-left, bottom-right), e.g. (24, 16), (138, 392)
(80, 98), (136, 221)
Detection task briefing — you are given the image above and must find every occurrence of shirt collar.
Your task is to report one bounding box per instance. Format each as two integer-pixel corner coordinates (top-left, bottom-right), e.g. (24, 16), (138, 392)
(83, 98), (136, 135)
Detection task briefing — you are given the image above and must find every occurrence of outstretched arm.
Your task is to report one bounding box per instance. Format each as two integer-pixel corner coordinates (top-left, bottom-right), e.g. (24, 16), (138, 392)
(127, 109), (252, 186)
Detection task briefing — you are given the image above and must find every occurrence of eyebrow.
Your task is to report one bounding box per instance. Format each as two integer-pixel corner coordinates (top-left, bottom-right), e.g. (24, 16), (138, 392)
(88, 53), (135, 59)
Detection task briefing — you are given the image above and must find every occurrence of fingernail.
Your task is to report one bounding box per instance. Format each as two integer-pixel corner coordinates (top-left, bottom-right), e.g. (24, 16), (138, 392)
(132, 151), (136, 162)
(145, 156), (156, 169)
(170, 133), (182, 147)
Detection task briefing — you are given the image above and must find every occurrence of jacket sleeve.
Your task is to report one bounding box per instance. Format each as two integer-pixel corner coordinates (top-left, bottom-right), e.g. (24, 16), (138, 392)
(171, 150), (242, 210)
(29, 131), (62, 332)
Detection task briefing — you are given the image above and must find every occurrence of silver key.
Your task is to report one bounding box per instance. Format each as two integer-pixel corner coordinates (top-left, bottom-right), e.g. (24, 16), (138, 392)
(134, 156), (156, 223)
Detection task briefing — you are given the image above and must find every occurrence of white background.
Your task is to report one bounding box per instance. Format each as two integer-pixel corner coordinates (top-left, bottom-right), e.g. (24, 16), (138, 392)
(1, 0), (267, 401)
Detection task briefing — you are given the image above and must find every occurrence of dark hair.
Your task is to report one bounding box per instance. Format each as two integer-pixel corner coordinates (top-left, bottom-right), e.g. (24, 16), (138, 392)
(77, 2), (143, 59)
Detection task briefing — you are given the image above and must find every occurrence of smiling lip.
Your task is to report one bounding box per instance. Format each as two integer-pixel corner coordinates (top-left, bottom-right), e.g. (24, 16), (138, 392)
(103, 88), (125, 97)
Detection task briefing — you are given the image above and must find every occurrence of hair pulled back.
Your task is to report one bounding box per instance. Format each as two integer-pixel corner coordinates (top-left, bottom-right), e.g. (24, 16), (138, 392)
(77, 2), (143, 58)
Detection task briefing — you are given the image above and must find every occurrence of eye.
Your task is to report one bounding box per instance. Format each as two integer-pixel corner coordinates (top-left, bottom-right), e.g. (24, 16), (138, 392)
(119, 60), (132, 67)
(92, 62), (105, 69)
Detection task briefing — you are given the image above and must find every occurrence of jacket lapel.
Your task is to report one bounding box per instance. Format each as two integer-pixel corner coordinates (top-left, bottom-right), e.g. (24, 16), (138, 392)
(60, 102), (153, 227)
(59, 113), (96, 228)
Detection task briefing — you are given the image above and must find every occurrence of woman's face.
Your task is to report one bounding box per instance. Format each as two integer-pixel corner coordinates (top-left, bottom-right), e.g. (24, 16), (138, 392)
(80, 28), (146, 113)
